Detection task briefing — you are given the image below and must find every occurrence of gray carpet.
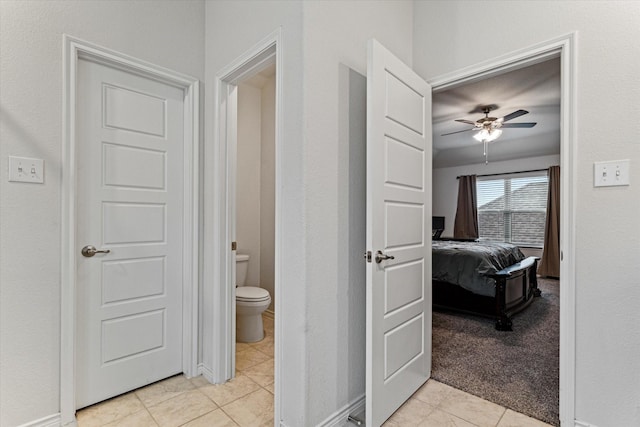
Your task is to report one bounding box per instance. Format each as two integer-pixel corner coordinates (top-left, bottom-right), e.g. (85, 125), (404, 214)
(432, 278), (560, 426)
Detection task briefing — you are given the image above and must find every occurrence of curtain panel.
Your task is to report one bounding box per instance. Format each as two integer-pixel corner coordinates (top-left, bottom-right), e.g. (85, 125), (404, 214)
(539, 165), (560, 278)
(453, 175), (479, 239)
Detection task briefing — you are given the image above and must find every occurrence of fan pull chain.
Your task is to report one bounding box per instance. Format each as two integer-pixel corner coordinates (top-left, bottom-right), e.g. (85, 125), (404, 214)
(483, 139), (489, 164)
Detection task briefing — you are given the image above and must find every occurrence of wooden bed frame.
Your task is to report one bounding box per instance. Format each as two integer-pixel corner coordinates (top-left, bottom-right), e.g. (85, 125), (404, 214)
(433, 256), (541, 331)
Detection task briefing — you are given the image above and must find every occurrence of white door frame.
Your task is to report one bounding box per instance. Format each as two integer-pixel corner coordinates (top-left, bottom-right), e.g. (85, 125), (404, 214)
(204, 27), (282, 420)
(428, 33), (577, 426)
(60, 35), (200, 425)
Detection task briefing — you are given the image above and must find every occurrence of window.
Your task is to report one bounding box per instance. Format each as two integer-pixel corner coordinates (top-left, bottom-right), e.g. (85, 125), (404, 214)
(477, 174), (548, 247)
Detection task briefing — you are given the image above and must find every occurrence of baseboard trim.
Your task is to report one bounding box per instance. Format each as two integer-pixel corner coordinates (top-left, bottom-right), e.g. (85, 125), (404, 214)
(17, 413), (63, 427)
(575, 421), (598, 427)
(198, 362), (215, 383)
(264, 309), (275, 320)
(317, 394), (365, 427)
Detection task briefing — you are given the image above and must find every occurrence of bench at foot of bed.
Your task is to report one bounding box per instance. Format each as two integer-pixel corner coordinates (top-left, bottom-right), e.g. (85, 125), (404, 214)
(433, 257), (541, 331)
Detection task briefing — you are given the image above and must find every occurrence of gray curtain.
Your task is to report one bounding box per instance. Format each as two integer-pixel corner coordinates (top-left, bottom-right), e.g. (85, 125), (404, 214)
(453, 175), (479, 239)
(539, 166), (560, 278)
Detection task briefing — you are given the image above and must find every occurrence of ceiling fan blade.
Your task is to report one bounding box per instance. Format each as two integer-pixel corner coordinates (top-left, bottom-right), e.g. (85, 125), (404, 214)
(501, 109), (529, 122)
(501, 122), (537, 128)
(454, 119), (476, 125)
(441, 128), (475, 136)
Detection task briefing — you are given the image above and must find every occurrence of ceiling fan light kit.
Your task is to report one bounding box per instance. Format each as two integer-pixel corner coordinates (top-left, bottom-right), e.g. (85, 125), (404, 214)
(473, 128), (502, 142)
(441, 104), (538, 164)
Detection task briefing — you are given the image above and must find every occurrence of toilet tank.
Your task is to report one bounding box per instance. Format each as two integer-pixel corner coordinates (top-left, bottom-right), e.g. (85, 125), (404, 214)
(236, 254), (249, 286)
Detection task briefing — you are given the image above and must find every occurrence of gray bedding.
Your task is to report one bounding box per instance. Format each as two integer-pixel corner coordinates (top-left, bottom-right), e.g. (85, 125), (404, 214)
(432, 240), (525, 297)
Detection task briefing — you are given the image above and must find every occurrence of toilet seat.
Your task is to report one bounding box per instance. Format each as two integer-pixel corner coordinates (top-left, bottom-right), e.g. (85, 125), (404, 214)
(236, 286), (270, 302)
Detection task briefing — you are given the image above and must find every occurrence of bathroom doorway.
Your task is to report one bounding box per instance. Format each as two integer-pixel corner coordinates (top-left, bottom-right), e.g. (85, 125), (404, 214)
(232, 65), (276, 395)
(206, 31), (282, 424)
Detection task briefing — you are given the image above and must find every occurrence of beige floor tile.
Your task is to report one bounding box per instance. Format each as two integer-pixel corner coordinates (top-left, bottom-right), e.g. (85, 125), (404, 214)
(183, 408), (239, 427)
(236, 342), (252, 352)
(76, 392), (144, 427)
(387, 397), (436, 425)
(147, 389), (217, 427)
(242, 359), (274, 387)
(262, 316), (274, 332)
(497, 409), (554, 427)
(412, 380), (456, 407)
(263, 382), (275, 395)
(190, 375), (212, 388)
(101, 409), (159, 427)
(135, 375), (195, 407)
(250, 336), (274, 358)
(236, 348), (271, 371)
(438, 388), (506, 427)
(200, 374), (261, 407)
(222, 388), (274, 427)
(418, 408), (478, 427)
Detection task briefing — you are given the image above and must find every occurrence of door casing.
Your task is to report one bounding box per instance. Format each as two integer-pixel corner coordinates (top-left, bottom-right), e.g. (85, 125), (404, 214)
(60, 35), (200, 425)
(427, 33), (577, 426)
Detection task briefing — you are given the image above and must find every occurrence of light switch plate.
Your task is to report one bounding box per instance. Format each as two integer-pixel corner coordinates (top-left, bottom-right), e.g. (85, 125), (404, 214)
(594, 159), (630, 187)
(8, 156), (44, 183)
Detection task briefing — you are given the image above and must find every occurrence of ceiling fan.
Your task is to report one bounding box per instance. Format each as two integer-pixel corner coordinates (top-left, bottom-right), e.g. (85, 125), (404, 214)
(441, 105), (537, 141)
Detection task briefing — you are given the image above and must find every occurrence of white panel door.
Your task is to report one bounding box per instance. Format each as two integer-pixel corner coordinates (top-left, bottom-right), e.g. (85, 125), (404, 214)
(366, 39), (432, 426)
(76, 58), (184, 408)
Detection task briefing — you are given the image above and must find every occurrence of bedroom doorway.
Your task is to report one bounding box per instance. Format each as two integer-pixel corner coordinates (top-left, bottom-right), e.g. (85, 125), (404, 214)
(428, 34), (576, 426)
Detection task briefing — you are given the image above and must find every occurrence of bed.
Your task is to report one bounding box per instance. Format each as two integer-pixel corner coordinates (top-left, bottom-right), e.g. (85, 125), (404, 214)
(432, 240), (540, 330)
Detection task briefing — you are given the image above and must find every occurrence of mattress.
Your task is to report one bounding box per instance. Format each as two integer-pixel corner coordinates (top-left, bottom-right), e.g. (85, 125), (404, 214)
(432, 240), (525, 297)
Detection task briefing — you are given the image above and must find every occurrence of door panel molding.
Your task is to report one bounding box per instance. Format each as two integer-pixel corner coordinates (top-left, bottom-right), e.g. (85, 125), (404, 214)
(61, 34), (199, 425)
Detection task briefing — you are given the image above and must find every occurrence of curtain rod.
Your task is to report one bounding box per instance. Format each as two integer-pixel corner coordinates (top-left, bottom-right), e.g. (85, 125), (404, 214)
(456, 167), (552, 179)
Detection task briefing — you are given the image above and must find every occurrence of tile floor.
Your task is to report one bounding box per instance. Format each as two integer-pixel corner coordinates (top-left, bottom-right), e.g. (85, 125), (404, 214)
(77, 315), (551, 427)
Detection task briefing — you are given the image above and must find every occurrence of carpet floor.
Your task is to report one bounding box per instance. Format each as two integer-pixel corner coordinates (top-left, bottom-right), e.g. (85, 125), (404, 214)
(431, 277), (560, 426)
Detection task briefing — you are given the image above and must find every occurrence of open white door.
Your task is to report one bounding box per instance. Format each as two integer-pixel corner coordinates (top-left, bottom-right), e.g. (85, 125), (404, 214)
(366, 39), (432, 426)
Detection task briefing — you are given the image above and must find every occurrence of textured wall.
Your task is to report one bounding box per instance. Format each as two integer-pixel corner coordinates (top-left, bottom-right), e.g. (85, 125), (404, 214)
(260, 78), (276, 311)
(0, 2), (205, 425)
(237, 84), (263, 286)
(415, 2), (640, 426)
(301, 1), (414, 424)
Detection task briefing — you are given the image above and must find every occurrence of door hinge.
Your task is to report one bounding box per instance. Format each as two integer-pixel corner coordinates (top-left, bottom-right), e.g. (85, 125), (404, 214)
(231, 241), (237, 251)
(364, 251), (372, 263)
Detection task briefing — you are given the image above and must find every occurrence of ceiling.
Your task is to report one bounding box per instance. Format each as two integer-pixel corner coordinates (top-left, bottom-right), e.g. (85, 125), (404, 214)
(432, 57), (561, 168)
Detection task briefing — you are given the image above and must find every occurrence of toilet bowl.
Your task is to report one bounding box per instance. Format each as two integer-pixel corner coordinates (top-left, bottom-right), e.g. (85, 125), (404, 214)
(236, 254), (271, 343)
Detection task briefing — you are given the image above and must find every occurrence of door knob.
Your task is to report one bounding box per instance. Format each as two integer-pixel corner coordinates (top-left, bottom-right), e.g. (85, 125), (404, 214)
(375, 250), (395, 264)
(81, 245), (111, 258)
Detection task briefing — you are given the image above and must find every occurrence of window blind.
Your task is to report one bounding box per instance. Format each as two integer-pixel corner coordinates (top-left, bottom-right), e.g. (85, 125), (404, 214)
(477, 174), (548, 246)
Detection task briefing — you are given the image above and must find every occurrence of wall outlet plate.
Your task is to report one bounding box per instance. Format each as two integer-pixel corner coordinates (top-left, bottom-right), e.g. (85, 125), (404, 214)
(8, 156), (44, 183)
(594, 159), (630, 187)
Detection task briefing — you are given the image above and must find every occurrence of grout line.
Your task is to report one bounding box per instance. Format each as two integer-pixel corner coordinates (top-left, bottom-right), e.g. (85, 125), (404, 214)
(142, 408), (160, 427)
(495, 407), (508, 427)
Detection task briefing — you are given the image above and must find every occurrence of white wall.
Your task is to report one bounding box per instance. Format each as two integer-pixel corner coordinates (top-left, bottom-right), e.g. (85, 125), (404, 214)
(415, 2), (640, 426)
(236, 78), (276, 310)
(433, 155), (560, 238)
(0, 1), (205, 426)
(260, 77), (276, 311)
(301, 1), (414, 424)
(237, 84), (263, 286)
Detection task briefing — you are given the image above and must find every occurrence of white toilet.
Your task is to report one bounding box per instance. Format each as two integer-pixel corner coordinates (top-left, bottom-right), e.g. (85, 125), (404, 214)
(235, 254), (271, 343)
